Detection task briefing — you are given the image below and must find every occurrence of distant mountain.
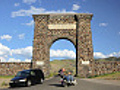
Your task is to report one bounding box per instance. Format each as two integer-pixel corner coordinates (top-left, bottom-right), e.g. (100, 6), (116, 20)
(95, 57), (120, 61)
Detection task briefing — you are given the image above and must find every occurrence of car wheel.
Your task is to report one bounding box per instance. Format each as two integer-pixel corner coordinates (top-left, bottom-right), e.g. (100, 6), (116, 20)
(27, 80), (31, 87)
(10, 85), (15, 88)
(62, 82), (67, 87)
(40, 78), (44, 84)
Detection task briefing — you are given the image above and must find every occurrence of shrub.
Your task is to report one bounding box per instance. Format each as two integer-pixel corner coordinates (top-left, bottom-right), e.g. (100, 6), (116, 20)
(1, 81), (8, 86)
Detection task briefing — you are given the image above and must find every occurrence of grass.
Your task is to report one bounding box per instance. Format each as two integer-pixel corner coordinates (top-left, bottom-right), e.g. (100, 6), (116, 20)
(1, 81), (8, 86)
(0, 77), (12, 89)
(45, 72), (59, 79)
(88, 71), (120, 79)
(50, 59), (76, 75)
(47, 59), (76, 78)
(0, 75), (14, 79)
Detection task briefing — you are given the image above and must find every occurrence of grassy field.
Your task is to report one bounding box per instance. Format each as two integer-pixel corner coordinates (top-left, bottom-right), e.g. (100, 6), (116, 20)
(0, 75), (14, 88)
(89, 71), (120, 80)
(50, 59), (76, 75)
(95, 57), (120, 61)
(0, 75), (14, 79)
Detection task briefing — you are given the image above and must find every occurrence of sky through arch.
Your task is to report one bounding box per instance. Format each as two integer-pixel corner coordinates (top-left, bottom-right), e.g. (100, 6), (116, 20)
(50, 39), (76, 61)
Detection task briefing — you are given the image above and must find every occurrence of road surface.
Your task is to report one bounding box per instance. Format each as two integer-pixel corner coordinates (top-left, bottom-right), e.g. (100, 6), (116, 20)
(3, 77), (120, 90)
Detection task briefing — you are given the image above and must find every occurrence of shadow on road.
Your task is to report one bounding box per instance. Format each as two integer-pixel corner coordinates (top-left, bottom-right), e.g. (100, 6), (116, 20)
(7, 84), (41, 89)
(7, 86), (27, 89)
(49, 84), (63, 87)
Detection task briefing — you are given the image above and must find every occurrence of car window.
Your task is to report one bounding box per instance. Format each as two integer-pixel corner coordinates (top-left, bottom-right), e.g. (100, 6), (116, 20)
(16, 71), (30, 77)
(31, 71), (35, 76)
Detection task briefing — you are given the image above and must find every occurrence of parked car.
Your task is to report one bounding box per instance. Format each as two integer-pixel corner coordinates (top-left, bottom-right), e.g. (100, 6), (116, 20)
(9, 69), (44, 87)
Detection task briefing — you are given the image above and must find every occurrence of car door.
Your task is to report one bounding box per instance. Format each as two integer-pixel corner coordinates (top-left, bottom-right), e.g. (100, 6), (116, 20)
(30, 70), (36, 84)
(39, 70), (44, 80)
(35, 70), (40, 83)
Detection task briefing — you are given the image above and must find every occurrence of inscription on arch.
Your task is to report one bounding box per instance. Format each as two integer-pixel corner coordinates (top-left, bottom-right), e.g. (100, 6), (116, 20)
(48, 24), (76, 29)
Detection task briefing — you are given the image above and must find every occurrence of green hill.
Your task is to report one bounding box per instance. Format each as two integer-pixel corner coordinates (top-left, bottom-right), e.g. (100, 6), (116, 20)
(95, 57), (120, 61)
(91, 71), (120, 80)
(49, 57), (120, 76)
(50, 59), (76, 75)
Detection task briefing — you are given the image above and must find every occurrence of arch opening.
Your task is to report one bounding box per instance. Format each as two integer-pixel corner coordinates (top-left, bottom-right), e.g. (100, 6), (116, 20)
(49, 39), (76, 76)
(49, 37), (76, 49)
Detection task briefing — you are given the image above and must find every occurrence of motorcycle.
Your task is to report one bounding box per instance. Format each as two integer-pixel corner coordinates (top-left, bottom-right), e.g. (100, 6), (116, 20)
(60, 78), (77, 87)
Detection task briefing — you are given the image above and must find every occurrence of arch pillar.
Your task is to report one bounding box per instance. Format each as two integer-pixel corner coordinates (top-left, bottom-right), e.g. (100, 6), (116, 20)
(76, 14), (94, 77)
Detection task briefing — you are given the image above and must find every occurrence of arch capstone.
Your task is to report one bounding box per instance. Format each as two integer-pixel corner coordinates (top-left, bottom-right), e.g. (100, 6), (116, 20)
(32, 13), (94, 77)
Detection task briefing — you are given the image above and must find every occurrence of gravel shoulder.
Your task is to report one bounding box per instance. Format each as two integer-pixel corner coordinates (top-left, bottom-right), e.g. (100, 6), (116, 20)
(0, 78), (11, 89)
(81, 78), (120, 86)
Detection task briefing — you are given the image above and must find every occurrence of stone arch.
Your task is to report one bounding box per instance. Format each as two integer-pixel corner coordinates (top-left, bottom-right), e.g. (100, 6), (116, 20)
(32, 13), (94, 77)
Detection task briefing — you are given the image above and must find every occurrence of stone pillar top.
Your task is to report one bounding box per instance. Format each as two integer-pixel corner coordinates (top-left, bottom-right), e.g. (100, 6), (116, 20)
(32, 13), (93, 17)
(33, 13), (93, 16)
(32, 13), (93, 20)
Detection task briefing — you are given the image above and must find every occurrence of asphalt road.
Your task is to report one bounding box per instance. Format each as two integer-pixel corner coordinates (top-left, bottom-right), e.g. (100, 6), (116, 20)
(2, 77), (120, 90)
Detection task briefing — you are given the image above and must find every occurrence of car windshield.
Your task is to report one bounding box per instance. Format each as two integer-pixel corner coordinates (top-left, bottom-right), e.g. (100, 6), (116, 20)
(16, 71), (30, 77)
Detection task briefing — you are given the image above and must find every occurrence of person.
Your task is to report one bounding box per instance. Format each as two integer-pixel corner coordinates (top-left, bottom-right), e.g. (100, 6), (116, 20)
(67, 71), (74, 82)
(63, 71), (74, 82)
(58, 68), (66, 78)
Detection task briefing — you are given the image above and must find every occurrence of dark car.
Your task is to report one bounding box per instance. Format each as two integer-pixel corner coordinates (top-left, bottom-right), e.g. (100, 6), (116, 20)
(9, 69), (44, 87)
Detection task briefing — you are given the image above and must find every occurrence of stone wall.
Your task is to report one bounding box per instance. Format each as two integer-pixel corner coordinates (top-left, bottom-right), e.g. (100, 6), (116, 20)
(77, 61), (120, 77)
(0, 61), (120, 76)
(0, 62), (31, 76)
(93, 61), (120, 76)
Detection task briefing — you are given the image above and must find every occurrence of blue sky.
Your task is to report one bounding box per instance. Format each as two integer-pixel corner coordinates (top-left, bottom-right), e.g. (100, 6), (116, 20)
(0, 0), (120, 62)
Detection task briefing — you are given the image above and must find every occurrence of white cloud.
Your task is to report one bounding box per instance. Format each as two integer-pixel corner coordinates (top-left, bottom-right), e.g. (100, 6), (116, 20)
(50, 49), (76, 59)
(23, 0), (36, 4)
(94, 52), (106, 58)
(72, 4), (80, 10)
(11, 6), (75, 17)
(99, 23), (108, 27)
(0, 42), (32, 62)
(23, 20), (34, 26)
(107, 52), (120, 57)
(94, 51), (120, 58)
(0, 43), (12, 62)
(8, 58), (21, 62)
(0, 42), (120, 62)
(0, 43), (12, 57)
(18, 33), (25, 39)
(25, 59), (31, 62)
(0, 35), (12, 41)
(7, 58), (31, 62)
(14, 3), (20, 7)
(0, 43), (32, 62)
(12, 46), (32, 59)
(0, 57), (6, 62)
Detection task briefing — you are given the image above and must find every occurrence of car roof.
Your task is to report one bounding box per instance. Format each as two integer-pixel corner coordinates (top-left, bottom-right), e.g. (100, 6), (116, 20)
(21, 69), (42, 72)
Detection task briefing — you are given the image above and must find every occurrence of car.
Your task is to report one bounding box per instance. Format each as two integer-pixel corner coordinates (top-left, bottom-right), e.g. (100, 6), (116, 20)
(9, 69), (44, 87)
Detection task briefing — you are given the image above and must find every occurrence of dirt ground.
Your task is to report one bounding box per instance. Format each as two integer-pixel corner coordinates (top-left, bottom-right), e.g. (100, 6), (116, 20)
(0, 78), (11, 89)
(82, 78), (120, 86)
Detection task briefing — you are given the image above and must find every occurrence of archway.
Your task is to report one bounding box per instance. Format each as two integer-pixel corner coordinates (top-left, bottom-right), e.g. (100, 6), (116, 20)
(50, 39), (76, 76)
(32, 13), (94, 77)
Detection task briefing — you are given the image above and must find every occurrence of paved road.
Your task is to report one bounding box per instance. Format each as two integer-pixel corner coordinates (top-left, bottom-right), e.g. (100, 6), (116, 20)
(2, 77), (120, 90)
